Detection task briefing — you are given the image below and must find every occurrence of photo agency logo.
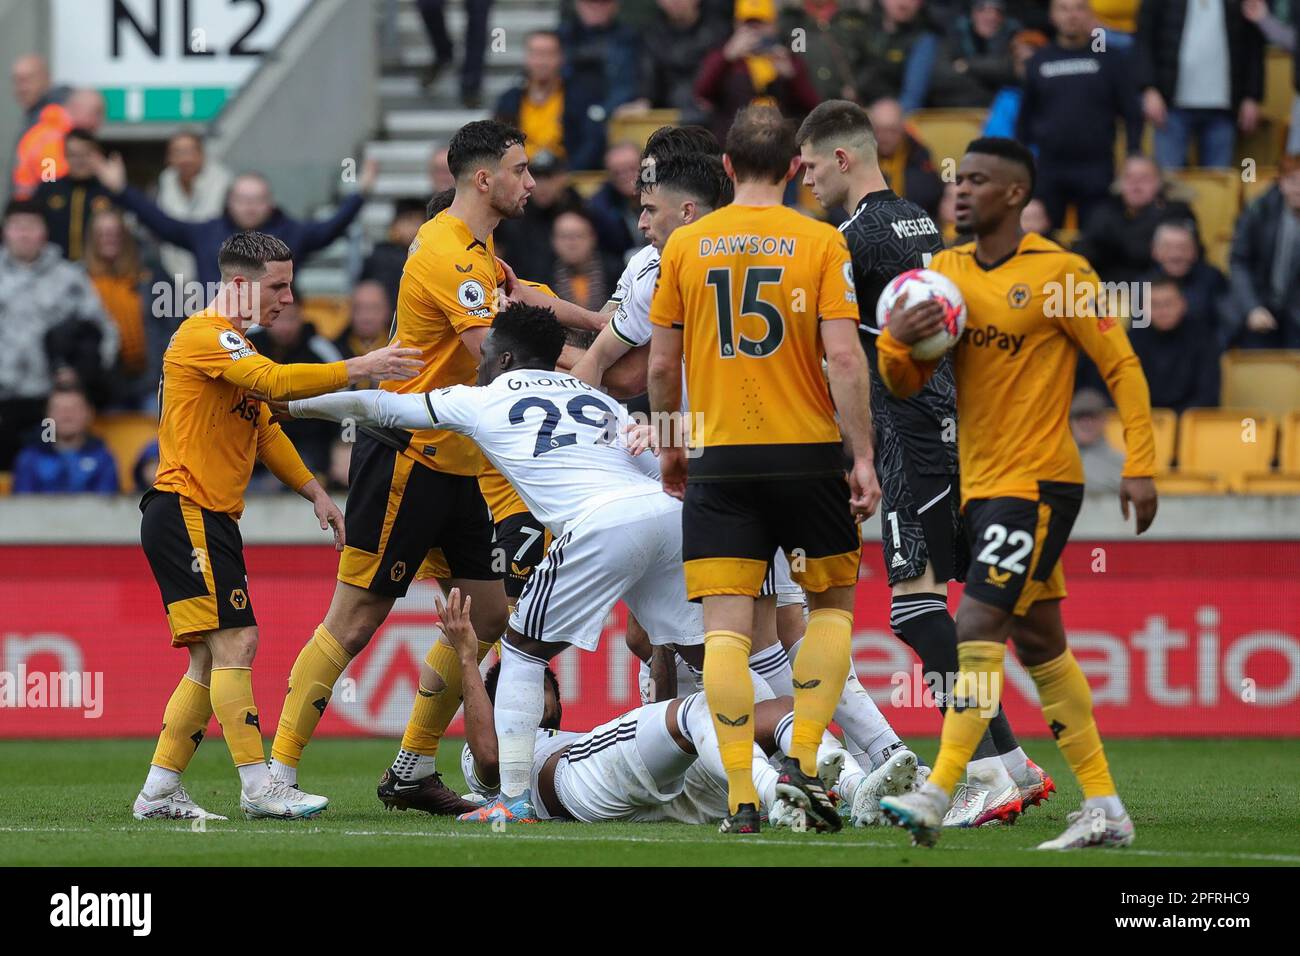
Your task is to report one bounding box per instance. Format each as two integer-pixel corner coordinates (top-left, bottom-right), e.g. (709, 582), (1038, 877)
(49, 886), (151, 936)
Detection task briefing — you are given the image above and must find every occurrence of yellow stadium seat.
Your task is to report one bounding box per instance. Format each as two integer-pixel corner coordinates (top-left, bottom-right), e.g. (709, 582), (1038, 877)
(1104, 407), (1177, 472)
(0, 472), (11, 497)
(570, 170), (607, 199)
(1177, 408), (1278, 491)
(1235, 473), (1300, 494)
(300, 295), (351, 341)
(1220, 350), (1300, 419)
(1169, 168), (1240, 252)
(1243, 167), (1278, 206)
(1238, 412), (1300, 492)
(906, 109), (988, 171)
(1281, 411), (1300, 472)
(1156, 472), (1226, 494)
(607, 109), (681, 155)
(93, 412), (158, 493)
(1262, 48), (1294, 126)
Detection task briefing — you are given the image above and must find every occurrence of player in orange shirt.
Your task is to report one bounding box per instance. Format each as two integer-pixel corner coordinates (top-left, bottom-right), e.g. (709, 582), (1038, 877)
(135, 232), (420, 822)
(875, 138), (1158, 849)
(648, 106), (879, 833)
(266, 121), (540, 815)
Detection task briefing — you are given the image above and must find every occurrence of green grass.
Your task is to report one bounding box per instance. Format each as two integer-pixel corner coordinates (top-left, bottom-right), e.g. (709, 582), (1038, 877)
(1, 738), (1297, 866)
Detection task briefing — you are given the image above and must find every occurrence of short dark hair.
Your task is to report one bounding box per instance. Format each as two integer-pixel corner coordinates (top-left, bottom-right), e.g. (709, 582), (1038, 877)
(425, 187), (456, 220)
(643, 125), (723, 164)
(724, 105), (796, 184)
(795, 99), (876, 153)
(447, 120), (526, 180)
(639, 153), (728, 210)
(64, 128), (102, 152)
(490, 302), (568, 368)
(217, 230), (292, 278)
(168, 129), (205, 150)
(4, 198), (44, 221)
(965, 136), (1037, 197)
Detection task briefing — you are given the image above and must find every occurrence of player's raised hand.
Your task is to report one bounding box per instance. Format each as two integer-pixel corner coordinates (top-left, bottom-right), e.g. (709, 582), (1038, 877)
(887, 299), (946, 345)
(659, 446), (687, 500)
(347, 340), (423, 384)
(848, 457), (881, 521)
(313, 490), (346, 551)
(436, 587), (477, 655)
(1119, 476), (1158, 535)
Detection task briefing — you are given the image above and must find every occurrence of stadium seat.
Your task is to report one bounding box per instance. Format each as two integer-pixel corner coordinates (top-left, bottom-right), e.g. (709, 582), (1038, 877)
(1169, 168), (1240, 257)
(570, 171), (607, 199)
(1220, 350), (1300, 419)
(607, 109), (681, 152)
(93, 412), (159, 493)
(906, 109), (987, 169)
(300, 295), (351, 340)
(1262, 48), (1294, 127)
(1242, 167), (1278, 206)
(0, 472), (11, 497)
(1237, 411), (1300, 494)
(1156, 472), (1226, 494)
(1176, 408), (1278, 492)
(1104, 407), (1177, 472)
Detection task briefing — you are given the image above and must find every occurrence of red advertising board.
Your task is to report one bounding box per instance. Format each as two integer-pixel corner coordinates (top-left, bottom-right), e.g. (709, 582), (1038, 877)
(1, 542), (1297, 738)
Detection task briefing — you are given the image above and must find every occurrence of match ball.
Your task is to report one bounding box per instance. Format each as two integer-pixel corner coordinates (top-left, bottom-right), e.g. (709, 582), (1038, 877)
(876, 268), (967, 361)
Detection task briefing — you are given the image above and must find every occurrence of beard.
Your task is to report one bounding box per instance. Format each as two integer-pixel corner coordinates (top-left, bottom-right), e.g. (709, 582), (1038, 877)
(489, 189), (526, 220)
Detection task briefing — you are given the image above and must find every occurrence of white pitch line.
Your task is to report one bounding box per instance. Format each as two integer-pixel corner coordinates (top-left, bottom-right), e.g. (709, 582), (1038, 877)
(1, 825), (1298, 863)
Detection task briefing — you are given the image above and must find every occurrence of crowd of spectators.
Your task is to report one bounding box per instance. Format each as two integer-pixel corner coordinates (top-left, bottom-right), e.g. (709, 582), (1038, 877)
(2, 0), (1298, 497)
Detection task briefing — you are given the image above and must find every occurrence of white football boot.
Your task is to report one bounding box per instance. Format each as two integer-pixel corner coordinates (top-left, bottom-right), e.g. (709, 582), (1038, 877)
(240, 777), (329, 820)
(944, 764), (1023, 827)
(880, 782), (951, 847)
(132, 785), (227, 821)
(767, 797), (801, 829)
(1037, 803), (1135, 850)
(850, 748), (919, 827)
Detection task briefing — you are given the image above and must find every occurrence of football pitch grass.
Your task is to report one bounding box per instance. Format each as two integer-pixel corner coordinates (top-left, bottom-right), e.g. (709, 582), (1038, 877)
(2, 738), (1297, 867)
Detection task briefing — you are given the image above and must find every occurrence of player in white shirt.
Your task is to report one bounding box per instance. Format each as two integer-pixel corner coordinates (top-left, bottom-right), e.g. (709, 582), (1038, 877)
(286, 303), (706, 824)
(432, 588), (917, 827)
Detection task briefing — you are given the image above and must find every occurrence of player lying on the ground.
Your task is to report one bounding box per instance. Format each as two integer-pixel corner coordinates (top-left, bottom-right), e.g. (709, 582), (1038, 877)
(283, 303), (707, 824)
(436, 588), (917, 827)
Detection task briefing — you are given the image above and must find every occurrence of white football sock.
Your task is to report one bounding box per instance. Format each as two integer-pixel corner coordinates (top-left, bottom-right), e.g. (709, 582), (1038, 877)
(390, 749), (437, 782)
(1000, 746), (1033, 786)
(268, 758), (297, 787)
(237, 761), (269, 797)
(142, 765), (181, 799)
(1084, 794), (1127, 819)
(495, 642), (547, 798)
(749, 642), (793, 698)
(967, 754), (1016, 789)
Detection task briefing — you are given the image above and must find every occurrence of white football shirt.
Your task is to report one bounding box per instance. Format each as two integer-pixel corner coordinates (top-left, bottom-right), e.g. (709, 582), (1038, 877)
(607, 244), (660, 348)
(293, 371), (665, 535)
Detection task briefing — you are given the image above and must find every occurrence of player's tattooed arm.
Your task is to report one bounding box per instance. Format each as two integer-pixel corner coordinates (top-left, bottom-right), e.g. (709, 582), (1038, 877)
(648, 644), (678, 703)
(440, 588), (499, 788)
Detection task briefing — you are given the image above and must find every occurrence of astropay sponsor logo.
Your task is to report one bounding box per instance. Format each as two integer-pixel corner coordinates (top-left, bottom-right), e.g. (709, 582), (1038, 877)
(49, 886), (151, 936)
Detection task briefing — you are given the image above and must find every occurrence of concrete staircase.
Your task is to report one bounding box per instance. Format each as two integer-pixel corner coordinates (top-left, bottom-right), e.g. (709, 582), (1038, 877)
(297, 0), (558, 295)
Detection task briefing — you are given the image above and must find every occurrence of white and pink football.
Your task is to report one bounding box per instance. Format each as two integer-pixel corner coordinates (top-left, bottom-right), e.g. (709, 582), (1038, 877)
(875, 268), (967, 361)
